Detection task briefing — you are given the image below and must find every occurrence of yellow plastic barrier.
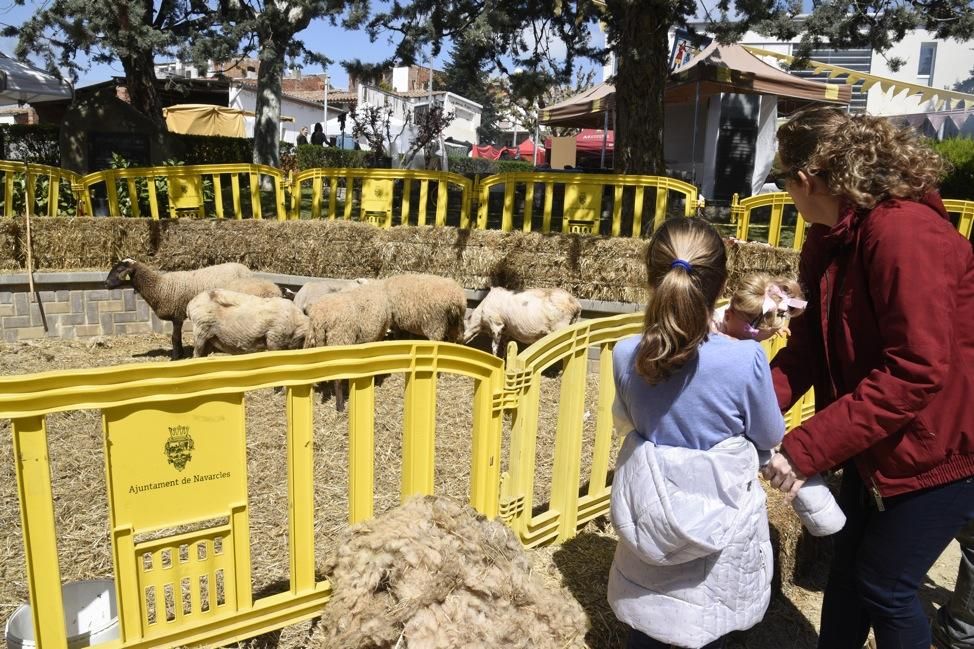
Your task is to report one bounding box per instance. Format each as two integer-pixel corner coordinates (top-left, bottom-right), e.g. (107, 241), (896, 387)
(731, 191), (808, 251)
(0, 341), (504, 648)
(0, 161), (84, 217)
(0, 309), (818, 647)
(476, 172), (698, 237)
(79, 164), (287, 220)
(291, 168), (473, 227)
(733, 191), (974, 248)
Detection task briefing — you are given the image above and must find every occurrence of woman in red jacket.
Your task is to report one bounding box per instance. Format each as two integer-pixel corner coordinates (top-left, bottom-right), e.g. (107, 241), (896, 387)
(763, 107), (974, 649)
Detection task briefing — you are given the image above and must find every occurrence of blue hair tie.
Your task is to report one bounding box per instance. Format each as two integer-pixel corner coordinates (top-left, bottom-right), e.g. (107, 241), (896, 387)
(670, 259), (693, 272)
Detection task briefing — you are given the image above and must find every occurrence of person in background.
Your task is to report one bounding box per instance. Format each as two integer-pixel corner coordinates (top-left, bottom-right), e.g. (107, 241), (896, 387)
(763, 106), (974, 649)
(310, 123), (326, 146)
(932, 522), (974, 649)
(296, 127), (309, 146)
(608, 217), (783, 649)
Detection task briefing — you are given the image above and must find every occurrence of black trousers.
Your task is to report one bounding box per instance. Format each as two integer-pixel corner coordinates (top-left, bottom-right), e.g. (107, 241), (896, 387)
(818, 467), (974, 649)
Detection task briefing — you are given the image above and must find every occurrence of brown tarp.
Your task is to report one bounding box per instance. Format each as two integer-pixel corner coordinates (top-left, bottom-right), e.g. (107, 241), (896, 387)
(539, 43), (851, 129)
(163, 104), (250, 137)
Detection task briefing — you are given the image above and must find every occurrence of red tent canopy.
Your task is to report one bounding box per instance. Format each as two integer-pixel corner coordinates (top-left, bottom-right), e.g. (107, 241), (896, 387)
(544, 129), (614, 153)
(471, 139), (546, 164)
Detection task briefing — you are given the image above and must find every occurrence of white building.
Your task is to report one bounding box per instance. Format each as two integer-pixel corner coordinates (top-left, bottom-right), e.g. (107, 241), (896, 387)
(355, 84), (483, 146)
(229, 81), (346, 144)
(601, 26), (974, 115)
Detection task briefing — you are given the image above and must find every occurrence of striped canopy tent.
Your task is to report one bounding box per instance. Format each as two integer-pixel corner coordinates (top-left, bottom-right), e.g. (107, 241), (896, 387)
(0, 52), (73, 106)
(538, 43), (851, 129)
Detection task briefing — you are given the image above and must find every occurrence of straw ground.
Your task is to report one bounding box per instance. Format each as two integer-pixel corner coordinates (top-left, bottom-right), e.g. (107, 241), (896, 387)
(0, 334), (961, 649)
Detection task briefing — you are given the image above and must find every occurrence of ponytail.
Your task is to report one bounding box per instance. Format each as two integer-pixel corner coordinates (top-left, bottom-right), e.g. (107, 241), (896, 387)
(635, 218), (727, 384)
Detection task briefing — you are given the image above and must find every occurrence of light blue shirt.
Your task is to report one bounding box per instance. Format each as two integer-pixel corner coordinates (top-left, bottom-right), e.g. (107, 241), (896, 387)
(612, 334), (785, 451)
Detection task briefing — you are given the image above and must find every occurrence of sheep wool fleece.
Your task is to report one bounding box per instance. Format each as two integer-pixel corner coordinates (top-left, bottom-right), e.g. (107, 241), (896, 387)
(608, 433), (773, 648)
(311, 495), (589, 649)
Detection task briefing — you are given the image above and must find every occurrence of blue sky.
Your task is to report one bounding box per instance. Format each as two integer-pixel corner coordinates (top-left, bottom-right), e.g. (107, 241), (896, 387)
(0, 1), (600, 89)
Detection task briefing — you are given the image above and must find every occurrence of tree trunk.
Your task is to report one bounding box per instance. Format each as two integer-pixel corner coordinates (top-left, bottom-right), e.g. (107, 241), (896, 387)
(253, 40), (285, 168)
(121, 49), (166, 130)
(612, 4), (670, 175)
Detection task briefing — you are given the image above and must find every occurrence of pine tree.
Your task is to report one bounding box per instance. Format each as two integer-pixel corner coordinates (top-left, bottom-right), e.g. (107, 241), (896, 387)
(367, 0), (974, 175)
(441, 39), (502, 144)
(6, 0), (215, 128)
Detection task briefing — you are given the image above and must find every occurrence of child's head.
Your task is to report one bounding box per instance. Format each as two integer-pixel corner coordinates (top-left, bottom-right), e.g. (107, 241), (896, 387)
(722, 273), (806, 341)
(636, 218), (727, 384)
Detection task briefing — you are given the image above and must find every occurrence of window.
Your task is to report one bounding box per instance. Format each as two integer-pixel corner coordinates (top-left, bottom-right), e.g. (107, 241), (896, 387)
(918, 43), (937, 78)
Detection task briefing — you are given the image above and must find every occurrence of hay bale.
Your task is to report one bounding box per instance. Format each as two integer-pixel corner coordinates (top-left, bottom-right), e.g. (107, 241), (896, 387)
(10, 217), (154, 271)
(725, 240), (801, 298)
(0, 220), (20, 270)
(311, 495), (589, 649)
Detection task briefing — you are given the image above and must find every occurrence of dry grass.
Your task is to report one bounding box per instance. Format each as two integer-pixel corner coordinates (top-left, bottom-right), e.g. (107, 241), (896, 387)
(0, 334), (959, 649)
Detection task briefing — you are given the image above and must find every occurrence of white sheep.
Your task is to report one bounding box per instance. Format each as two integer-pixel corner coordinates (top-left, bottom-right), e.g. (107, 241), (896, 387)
(379, 273), (467, 343)
(293, 277), (370, 313)
(304, 283), (392, 411)
(463, 287), (582, 355)
(223, 276), (283, 299)
(186, 289), (309, 357)
(105, 258), (257, 360)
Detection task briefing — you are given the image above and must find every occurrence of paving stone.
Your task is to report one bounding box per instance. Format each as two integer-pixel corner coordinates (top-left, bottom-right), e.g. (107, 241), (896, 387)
(87, 289), (110, 301)
(3, 315), (30, 328)
(123, 290), (136, 311)
(56, 290), (70, 301)
(70, 291), (83, 313)
(74, 325), (101, 337)
(0, 291), (11, 304)
(112, 311), (146, 324)
(13, 293), (28, 315)
(16, 326), (47, 340)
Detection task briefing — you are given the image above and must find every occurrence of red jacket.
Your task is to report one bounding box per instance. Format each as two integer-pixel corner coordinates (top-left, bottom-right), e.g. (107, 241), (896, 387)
(771, 192), (974, 500)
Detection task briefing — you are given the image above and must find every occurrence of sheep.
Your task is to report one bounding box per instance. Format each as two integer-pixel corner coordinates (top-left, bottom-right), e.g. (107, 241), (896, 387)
(186, 289), (309, 357)
(310, 495), (589, 649)
(463, 287), (582, 356)
(304, 283), (392, 411)
(223, 276), (283, 299)
(105, 258), (255, 360)
(379, 273), (466, 343)
(293, 277), (370, 313)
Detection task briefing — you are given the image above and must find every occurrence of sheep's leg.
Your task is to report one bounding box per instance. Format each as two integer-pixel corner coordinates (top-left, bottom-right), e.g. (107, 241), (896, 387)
(171, 320), (184, 360)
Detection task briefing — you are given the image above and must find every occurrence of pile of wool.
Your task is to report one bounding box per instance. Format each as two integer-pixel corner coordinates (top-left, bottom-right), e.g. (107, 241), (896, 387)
(310, 495), (590, 648)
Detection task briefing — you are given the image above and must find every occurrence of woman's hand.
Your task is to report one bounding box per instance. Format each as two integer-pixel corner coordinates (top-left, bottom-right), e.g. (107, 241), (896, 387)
(761, 450), (807, 500)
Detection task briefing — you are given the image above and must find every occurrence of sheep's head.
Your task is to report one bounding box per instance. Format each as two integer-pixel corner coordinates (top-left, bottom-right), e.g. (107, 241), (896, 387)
(106, 258), (136, 288)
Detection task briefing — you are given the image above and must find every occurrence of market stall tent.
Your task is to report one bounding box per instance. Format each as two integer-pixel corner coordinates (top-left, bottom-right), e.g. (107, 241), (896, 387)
(539, 43), (851, 199)
(0, 53), (73, 106)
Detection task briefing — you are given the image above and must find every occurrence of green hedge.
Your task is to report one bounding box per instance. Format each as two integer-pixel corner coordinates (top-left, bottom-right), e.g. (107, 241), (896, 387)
(447, 156), (535, 177)
(295, 145), (369, 170)
(171, 134), (254, 166)
(0, 124), (61, 166)
(933, 138), (974, 201)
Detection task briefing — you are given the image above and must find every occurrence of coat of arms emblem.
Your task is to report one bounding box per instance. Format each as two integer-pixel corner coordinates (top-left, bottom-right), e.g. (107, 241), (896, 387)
(164, 425), (195, 471)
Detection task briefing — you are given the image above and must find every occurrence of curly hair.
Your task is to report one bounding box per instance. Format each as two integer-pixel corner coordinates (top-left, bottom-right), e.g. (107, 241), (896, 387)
(776, 107), (948, 210)
(729, 273), (804, 336)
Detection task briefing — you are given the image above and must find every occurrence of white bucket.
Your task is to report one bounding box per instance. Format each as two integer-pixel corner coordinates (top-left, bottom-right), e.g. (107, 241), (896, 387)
(5, 579), (119, 649)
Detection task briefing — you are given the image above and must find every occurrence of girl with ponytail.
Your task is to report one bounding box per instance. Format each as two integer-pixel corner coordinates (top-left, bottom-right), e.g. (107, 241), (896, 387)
(608, 218), (785, 649)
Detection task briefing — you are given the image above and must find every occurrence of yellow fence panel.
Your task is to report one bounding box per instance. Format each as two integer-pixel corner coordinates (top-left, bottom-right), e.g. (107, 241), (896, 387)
(291, 168), (473, 227)
(0, 161), (84, 217)
(0, 341), (503, 649)
(501, 310), (815, 548)
(476, 172), (697, 237)
(731, 191), (808, 251)
(732, 192), (974, 248)
(79, 164), (287, 220)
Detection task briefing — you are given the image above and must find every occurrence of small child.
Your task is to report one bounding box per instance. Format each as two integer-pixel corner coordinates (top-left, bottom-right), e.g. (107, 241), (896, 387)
(609, 218), (782, 649)
(715, 273), (846, 538)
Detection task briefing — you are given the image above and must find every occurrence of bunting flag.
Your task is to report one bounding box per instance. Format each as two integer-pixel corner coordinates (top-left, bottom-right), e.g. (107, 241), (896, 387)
(744, 45), (974, 111)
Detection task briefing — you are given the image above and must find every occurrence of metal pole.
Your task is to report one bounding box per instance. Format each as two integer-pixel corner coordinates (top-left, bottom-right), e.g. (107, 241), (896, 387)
(690, 80), (700, 184)
(600, 109), (609, 169)
(533, 123), (540, 166)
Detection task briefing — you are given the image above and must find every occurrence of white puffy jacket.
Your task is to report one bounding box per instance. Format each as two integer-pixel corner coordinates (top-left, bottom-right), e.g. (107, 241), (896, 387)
(608, 431), (773, 649)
